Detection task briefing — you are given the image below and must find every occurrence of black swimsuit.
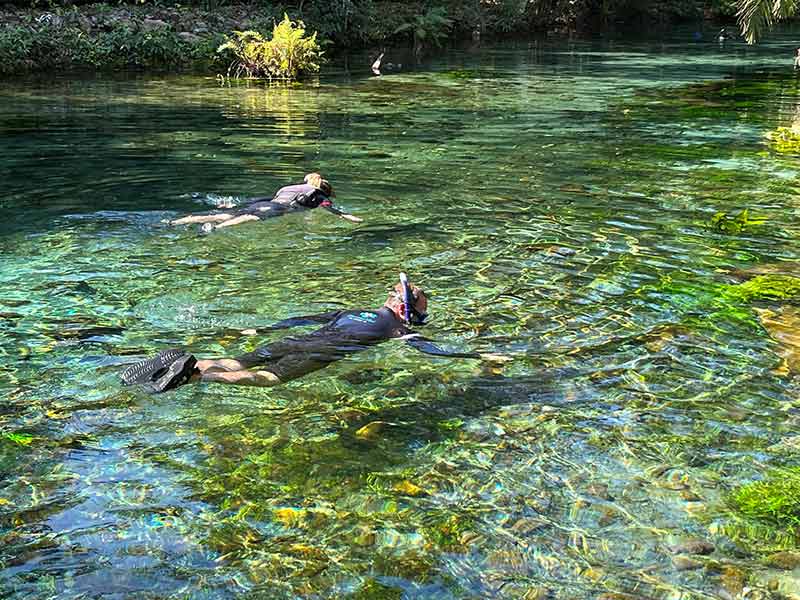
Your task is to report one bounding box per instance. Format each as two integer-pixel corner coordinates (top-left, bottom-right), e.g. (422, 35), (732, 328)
(235, 183), (331, 219)
(236, 308), (478, 382)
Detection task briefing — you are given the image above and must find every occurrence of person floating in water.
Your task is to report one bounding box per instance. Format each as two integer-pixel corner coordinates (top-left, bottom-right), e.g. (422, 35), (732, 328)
(121, 274), (508, 393)
(794, 48), (800, 70)
(169, 173), (362, 232)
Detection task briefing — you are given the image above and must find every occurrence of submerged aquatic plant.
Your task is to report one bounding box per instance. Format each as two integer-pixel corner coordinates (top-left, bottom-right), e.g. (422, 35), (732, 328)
(766, 126), (800, 154)
(708, 208), (766, 234)
(726, 275), (800, 303)
(726, 467), (800, 549)
(218, 15), (321, 80)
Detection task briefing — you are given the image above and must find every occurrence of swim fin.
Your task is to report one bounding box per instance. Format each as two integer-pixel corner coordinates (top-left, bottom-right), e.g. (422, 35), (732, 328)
(121, 348), (198, 393)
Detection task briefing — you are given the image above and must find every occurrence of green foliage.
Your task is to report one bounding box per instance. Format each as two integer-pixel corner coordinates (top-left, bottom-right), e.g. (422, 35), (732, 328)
(0, 23), (226, 74)
(218, 15), (321, 80)
(727, 467), (800, 548)
(766, 126), (800, 154)
(727, 275), (800, 302)
(393, 6), (452, 54)
(422, 513), (475, 551)
(3, 432), (34, 446)
(737, 0), (797, 44)
(708, 208), (766, 234)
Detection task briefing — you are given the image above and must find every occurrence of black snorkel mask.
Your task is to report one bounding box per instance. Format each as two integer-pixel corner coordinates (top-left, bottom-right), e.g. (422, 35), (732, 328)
(399, 272), (428, 326)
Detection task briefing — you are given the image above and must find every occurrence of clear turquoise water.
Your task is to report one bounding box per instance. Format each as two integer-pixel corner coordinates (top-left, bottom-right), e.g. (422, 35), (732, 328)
(4, 31), (800, 599)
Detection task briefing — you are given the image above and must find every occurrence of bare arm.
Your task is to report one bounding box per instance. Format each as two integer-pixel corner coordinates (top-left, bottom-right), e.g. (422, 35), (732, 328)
(211, 214), (260, 230)
(322, 204), (363, 223)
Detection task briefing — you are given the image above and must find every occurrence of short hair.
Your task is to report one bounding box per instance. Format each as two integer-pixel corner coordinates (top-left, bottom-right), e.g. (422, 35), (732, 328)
(304, 172), (334, 197)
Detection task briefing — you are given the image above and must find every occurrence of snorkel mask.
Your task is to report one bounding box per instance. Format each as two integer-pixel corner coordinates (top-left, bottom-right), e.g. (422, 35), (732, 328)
(399, 272), (428, 326)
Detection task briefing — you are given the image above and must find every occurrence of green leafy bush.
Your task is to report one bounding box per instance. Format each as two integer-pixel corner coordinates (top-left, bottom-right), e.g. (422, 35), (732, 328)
(0, 22), (226, 74)
(218, 15), (321, 80)
(393, 6), (452, 55)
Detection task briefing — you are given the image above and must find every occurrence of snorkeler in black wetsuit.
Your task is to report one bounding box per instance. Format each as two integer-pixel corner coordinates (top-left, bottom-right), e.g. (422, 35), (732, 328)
(121, 274), (507, 393)
(169, 173), (362, 232)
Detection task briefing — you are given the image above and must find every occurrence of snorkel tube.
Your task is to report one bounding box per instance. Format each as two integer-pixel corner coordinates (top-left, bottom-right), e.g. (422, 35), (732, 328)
(399, 272), (413, 324)
(399, 272), (428, 326)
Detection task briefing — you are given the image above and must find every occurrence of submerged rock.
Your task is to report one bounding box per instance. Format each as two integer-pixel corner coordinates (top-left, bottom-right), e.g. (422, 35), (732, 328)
(754, 306), (800, 375)
(766, 552), (800, 570)
(673, 555), (704, 571)
(393, 480), (427, 497)
(522, 587), (551, 599)
(669, 539), (715, 555)
(354, 421), (388, 440)
(720, 565), (748, 597)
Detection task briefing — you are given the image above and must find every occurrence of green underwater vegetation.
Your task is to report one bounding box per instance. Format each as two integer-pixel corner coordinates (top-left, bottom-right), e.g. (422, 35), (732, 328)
(708, 209), (767, 235)
(766, 126), (800, 154)
(726, 467), (800, 551)
(7, 38), (800, 600)
(725, 274), (800, 303)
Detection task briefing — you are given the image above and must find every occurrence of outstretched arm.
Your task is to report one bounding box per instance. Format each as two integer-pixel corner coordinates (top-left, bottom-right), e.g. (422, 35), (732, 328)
(402, 334), (481, 359)
(322, 203), (363, 223)
(402, 334), (513, 363)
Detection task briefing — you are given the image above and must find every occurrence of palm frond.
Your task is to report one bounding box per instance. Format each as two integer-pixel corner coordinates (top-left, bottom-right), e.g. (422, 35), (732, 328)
(738, 0), (797, 44)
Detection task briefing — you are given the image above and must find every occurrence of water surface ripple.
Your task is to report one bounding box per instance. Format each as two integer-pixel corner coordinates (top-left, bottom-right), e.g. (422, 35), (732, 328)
(3, 33), (800, 599)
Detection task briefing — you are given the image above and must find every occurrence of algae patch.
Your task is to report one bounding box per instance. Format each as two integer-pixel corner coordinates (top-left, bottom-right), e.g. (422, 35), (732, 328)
(766, 127), (800, 154)
(726, 467), (800, 550)
(725, 275), (800, 303)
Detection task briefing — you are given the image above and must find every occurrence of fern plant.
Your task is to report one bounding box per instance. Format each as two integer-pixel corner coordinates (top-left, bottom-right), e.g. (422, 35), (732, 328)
(218, 15), (321, 80)
(393, 7), (452, 56)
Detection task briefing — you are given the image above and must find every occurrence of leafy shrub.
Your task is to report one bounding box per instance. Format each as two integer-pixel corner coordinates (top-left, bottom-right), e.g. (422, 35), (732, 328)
(393, 6), (452, 55)
(217, 15), (321, 80)
(0, 21), (227, 75)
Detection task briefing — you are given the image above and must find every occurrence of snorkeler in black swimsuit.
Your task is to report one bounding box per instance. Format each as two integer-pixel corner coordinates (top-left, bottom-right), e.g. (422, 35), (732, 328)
(121, 274), (507, 393)
(169, 173), (362, 232)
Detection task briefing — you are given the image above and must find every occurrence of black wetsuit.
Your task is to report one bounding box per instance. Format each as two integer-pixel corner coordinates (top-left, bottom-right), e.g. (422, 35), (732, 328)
(235, 307), (479, 382)
(235, 183), (341, 219)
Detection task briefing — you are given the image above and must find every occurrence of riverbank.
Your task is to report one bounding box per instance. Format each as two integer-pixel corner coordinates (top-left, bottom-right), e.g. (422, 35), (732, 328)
(0, 1), (744, 76)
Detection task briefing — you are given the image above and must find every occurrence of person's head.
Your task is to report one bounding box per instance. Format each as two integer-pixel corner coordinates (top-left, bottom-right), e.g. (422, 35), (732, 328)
(385, 274), (428, 325)
(304, 172), (335, 197)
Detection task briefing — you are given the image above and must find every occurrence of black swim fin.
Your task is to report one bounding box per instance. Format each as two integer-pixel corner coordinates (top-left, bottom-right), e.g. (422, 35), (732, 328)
(121, 348), (198, 393)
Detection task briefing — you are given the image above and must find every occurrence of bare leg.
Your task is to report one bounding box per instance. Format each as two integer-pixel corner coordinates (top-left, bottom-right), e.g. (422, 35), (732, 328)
(201, 369), (282, 387)
(212, 214), (260, 230)
(196, 358), (248, 373)
(170, 213), (234, 226)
